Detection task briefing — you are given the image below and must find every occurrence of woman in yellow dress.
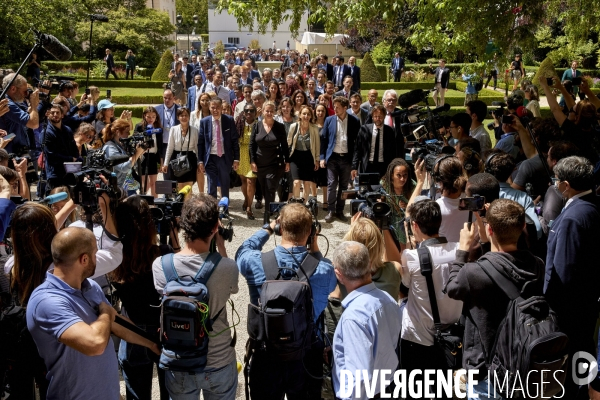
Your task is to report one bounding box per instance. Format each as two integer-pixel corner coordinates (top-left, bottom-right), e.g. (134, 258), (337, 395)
(235, 102), (258, 219)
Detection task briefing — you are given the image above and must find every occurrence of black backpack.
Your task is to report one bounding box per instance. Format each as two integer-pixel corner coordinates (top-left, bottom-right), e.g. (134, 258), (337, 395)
(479, 259), (569, 399)
(247, 250), (318, 361)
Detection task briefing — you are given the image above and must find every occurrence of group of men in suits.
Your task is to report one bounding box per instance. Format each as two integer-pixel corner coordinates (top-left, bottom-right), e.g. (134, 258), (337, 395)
(320, 90), (405, 223)
(317, 55), (361, 92)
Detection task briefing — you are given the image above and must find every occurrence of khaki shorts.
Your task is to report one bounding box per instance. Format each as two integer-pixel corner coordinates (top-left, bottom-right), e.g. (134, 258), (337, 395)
(511, 70), (522, 80)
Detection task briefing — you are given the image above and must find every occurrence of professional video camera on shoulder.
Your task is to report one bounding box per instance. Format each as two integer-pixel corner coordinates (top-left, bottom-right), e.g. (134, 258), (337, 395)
(396, 89), (452, 140)
(270, 196), (321, 245)
(487, 101), (507, 130)
(340, 173), (391, 230)
(64, 149), (123, 208)
(407, 139), (455, 173)
(120, 125), (159, 156)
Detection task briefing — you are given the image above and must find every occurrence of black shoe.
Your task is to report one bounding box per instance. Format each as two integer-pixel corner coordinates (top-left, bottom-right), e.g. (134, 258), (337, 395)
(255, 200), (263, 209)
(324, 211), (334, 223)
(335, 212), (348, 222)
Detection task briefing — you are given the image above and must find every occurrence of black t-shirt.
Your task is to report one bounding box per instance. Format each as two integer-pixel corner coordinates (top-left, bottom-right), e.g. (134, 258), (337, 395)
(560, 119), (600, 164)
(112, 244), (173, 326)
(511, 60), (522, 71)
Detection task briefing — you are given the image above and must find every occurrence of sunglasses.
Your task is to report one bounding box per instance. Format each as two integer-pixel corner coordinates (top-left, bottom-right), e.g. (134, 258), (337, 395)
(244, 109), (256, 113)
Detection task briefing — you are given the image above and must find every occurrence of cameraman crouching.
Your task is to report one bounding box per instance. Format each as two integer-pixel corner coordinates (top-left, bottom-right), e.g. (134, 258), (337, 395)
(236, 203), (336, 399)
(101, 119), (145, 195)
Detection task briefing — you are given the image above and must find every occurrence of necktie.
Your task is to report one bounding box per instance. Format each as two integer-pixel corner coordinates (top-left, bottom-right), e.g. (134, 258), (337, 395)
(385, 113), (393, 128)
(216, 119), (223, 157)
(374, 128), (380, 162)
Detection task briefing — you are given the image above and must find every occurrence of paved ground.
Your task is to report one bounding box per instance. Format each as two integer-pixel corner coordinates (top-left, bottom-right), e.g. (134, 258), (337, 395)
(119, 181), (352, 399)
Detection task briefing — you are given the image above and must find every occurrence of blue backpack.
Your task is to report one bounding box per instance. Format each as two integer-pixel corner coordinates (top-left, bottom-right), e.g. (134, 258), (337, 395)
(159, 252), (222, 372)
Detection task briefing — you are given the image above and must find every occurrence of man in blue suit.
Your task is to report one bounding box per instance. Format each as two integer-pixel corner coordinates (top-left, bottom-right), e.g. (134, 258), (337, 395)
(155, 89), (179, 181)
(391, 53), (405, 82)
(320, 96), (360, 223)
(332, 57), (351, 91)
(544, 156), (600, 399)
(187, 74), (203, 111)
(198, 97), (240, 200)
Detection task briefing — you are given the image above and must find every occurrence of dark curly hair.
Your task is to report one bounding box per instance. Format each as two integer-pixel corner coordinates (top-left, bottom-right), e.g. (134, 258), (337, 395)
(180, 194), (218, 243)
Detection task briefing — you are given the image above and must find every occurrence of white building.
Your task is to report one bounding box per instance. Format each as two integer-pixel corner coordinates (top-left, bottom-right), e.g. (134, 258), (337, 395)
(207, 6), (309, 50)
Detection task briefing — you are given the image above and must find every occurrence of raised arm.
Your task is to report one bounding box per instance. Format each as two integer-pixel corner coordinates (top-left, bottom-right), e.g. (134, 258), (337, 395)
(539, 76), (566, 126)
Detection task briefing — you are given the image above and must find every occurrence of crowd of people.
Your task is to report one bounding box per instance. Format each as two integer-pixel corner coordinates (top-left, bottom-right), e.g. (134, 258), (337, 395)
(1, 47), (600, 400)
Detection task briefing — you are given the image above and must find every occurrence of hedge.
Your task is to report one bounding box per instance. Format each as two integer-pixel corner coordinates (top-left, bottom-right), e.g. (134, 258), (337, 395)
(361, 82), (457, 90)
(81, 79), (166, 88)
(115, 106), (146, 118)
(109, 95), (163, 105)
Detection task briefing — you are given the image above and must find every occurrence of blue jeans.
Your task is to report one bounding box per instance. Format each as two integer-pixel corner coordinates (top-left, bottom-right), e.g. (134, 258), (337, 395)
(118, 329), (169, 400)
(467, 378), (503, 400)
(165, 360), (237, 400)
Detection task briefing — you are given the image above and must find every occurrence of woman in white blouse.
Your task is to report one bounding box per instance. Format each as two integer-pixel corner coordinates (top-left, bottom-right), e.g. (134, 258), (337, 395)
(161, 107), (198, 193)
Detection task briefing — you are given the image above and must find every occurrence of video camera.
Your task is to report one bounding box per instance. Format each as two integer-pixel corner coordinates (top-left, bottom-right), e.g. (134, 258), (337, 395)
(341, 173), (391, 230)
(409, 139), (455, 172)
(487, 101), (506, 130)
(120, 127), (158, 156)
(217, 197), (234, 242)
(270, 196), (321, 245)
(64, 149), (124, 208)
(399, 102), (451, 140)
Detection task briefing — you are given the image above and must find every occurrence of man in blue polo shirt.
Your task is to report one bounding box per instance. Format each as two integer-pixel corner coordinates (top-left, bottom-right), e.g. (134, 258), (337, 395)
(0, 73), (39, 154)
(236, 203), (336, 400)
(26, 227), (159, 400)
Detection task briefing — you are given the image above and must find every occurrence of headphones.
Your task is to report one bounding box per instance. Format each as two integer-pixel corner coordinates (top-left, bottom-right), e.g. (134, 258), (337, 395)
(273, 203), (318, 239)
(461, 147), (481, 172)
(484, 152), (501, 174)
(431, 154), (454, 181)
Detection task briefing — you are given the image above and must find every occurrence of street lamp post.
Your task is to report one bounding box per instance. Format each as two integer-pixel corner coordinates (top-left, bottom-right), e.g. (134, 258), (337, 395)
(176, 14), (182, 56)
(177, 14), (199, 57)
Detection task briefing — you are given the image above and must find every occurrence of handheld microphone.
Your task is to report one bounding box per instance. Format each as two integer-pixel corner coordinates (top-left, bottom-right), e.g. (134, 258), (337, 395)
(175, 185), (192, 202)
(89, 14), (109, 22)
(516, 106), (529, 118)
(33, 30), (72, 61)
(218, 197), (229, 218)
(106, 154), (131, 166)
(145, 125), (163, 135)
(39, 191), (68, 205)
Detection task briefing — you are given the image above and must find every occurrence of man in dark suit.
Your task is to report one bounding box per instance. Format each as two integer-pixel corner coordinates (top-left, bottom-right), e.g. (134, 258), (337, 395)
(320, 96), (360, 223)
(321, 55), (334, 81)
(348, 57), (361, 92)
(544, 156), (600, 399)
(183, 56), (194, 89)
(561, 60), (584, 100)
(351, 105), (396, 178)
(366, 89), (405, 160)
(391, 53), (405, 82)
(155, 89), (180, 180)
(347, 93), (369, 126)
(197, 97), (240, 200)
(333, 76), (357, 100)
(104, 49), (118, 79)
(332, 57), (351, 90)
(429, 58), (450, 107)
(187, 74), (204, 111)
(361, 89), (379, 114)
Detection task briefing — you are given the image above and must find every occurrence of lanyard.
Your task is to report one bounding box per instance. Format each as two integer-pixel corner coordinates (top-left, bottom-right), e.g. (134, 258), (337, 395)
(164, 107), (174, 127)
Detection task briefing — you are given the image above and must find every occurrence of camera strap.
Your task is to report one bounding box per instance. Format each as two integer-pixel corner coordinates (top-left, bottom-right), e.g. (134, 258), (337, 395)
(417, 237), (448, 332)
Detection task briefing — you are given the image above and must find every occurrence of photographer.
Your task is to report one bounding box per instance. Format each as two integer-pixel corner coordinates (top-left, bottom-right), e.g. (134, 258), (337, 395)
(44, 103), (79, 191)
(64, 90), (97, 132)
(94, 99), (132, 136)
(111, 196), (171, 400)
(492, 93), (523, 160)
(446, 199), (543, 397)
(134, 107), (163, 197)
(0, 73), (39, 154)
(102, 119), (145, 195)
(152, 194), (238, 399)
(236, 203), (336, 399)
(400, 198), (462, 399)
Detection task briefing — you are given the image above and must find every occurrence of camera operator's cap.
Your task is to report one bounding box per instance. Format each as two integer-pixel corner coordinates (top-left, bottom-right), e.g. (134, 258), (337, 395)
(97, 99), (117, 110)
(413, 195), (430, 204)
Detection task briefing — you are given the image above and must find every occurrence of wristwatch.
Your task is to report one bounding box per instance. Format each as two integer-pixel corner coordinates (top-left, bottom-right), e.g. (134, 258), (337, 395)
(262, 223), (274, 234)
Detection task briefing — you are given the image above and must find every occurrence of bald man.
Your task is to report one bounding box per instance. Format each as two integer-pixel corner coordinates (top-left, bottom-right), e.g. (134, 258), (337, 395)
(26, 228), (159, 400)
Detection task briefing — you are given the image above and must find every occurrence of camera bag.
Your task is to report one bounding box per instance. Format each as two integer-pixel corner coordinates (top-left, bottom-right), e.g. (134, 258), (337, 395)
(478, 259), (569, 398)
(159, 252), (223, 371)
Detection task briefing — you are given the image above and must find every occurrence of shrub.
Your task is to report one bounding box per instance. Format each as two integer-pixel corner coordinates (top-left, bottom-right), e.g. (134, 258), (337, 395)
(371, 41), (394, 65)
(361, 53), (382, 82)
(152, 50), (173, 81)
(137, 46), (161, 69)
(249, 39), (260, 50)
(214, 40), (224, 59)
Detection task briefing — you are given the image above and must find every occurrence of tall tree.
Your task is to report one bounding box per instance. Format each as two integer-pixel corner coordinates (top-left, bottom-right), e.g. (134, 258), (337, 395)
(175, 0), (209, 34)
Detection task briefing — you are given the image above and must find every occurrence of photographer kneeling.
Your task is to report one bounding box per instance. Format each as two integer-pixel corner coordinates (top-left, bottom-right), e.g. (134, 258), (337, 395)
(236, 203), (336, 400)
(101, 119), (145, 195)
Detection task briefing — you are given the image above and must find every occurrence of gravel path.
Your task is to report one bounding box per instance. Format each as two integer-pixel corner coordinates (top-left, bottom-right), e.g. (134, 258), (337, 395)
(119, 181), (353, 399)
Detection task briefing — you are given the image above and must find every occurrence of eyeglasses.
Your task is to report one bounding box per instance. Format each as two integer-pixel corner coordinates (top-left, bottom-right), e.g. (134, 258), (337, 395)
(244, 109), (256, 113)
(552, 177), (561, 188)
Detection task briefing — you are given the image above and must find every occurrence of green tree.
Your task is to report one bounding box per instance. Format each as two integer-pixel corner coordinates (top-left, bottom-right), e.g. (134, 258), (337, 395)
(152, 50), (174, 81)
(76, 7), (175, 63)
(175, 0), (208, 34)
(371, 41), (394, 65)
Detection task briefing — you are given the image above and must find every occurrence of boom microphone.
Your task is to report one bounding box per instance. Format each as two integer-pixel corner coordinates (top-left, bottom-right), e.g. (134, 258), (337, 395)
(89, 14), (109, 22)
(430, 103), (451, 114)
(39, 192), (68, 205)
(398, 89), (428, 109)
(175, 185), (192, 202)
(33, 30), (72, 61)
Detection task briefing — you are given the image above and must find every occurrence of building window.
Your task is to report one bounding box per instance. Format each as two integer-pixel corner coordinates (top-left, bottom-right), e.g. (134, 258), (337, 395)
(227, 37), (240, 45)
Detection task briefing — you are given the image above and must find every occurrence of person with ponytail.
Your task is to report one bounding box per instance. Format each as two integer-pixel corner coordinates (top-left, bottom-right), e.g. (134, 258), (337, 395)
(110, 196), (172, 400)
(430, 155), (468, 242)
(101, 118), (145, 195)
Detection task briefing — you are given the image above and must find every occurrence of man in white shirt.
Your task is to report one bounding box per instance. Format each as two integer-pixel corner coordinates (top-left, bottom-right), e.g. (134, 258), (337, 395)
(204, 71), (231, 105)
(400, 199), (461, 396)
